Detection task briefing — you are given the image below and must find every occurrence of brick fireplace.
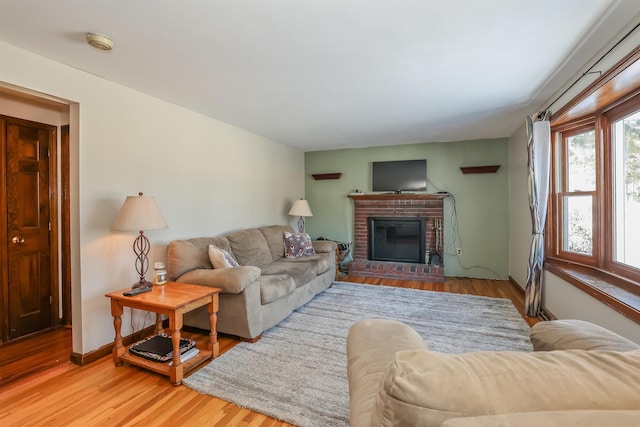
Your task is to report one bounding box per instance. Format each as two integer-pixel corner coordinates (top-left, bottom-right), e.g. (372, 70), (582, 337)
(347, 193), (446, 282)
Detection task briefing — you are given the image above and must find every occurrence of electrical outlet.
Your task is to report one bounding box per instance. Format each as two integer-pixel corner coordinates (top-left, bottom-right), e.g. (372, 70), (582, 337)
(456, 248), (462, 255)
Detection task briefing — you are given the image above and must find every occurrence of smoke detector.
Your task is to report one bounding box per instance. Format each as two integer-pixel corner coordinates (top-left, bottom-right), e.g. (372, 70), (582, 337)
(86, 33), (113, 51)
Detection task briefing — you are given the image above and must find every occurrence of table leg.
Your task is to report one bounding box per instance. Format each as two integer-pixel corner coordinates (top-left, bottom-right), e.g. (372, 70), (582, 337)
(169, 312), (184, 386)
(154, 313), (164, 334)
(208, 293), (220, 358)
(110, 300), (125, 366)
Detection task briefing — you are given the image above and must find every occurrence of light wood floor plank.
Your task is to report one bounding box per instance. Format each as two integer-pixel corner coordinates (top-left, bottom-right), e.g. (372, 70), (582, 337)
(0, 276), (536, 426)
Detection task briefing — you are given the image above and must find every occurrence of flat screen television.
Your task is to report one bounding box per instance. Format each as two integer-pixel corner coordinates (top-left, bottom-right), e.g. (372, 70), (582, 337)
(372, 159), (427, 192)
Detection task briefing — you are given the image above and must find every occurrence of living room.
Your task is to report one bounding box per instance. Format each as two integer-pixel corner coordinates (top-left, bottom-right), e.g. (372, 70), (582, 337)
(1, 1), (640, 425)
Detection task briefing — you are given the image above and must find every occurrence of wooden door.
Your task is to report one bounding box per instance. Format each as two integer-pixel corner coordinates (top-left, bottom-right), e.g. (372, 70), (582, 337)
(5, 118), (55, 340)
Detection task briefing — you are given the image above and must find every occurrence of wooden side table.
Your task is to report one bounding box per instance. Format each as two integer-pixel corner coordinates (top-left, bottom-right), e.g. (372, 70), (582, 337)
(105, 282), (221, 385)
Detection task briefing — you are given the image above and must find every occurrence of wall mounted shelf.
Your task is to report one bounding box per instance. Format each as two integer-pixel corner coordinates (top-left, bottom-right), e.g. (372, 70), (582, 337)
(312, 173), (342, 180)
(459, 165), (500, 174)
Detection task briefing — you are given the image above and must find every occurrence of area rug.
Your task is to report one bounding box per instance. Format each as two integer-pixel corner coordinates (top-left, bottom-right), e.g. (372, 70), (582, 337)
(183, 282), (533, 427)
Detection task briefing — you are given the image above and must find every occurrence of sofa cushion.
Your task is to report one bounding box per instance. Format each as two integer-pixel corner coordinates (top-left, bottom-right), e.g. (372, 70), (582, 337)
(371, 349), (640, 426)
(208, 245), (239, 269)
(280, 253), (333, 275)
(261, 261), (316, 288)
(167, 236), (231, 280)
(284, 231), (316, 258)
(441, 410), (640, 427)
(259, 274), (296, 304)
(530, 319), (640, 352)
(259, 225), (294, 261)
(226, 229), (273, 267)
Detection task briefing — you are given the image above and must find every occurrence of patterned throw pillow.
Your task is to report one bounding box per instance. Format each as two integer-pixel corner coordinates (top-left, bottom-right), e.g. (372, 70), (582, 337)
(284, 231), (316, 258)
(208, 244), (240, 268)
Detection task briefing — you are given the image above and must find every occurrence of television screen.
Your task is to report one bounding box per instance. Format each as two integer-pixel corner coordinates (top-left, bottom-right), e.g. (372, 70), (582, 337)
(372, 159), (427, 192)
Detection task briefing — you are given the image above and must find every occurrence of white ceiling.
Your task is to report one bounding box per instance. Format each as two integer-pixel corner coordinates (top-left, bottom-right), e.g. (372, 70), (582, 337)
(1, 1), (640, 151)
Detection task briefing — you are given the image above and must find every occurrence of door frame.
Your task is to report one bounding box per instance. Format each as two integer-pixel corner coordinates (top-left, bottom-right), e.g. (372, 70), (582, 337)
(0, 117), (6, 342)
(0, 115), (60, 343)
(61, 124), (71, 326)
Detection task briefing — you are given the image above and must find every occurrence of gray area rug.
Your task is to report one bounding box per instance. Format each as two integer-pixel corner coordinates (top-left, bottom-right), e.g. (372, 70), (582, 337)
(183, 282), (533, 427)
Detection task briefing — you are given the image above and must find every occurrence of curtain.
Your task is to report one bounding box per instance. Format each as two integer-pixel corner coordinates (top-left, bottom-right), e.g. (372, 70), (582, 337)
(524, 111), (551, 317)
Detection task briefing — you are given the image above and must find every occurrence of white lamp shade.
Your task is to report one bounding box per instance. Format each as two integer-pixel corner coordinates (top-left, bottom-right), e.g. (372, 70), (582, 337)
(288, 199), (313, 217)
(111, 193), (168, 232)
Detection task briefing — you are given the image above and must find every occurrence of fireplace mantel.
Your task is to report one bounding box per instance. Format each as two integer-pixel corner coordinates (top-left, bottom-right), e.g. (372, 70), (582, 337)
(348, 193), (448, 201)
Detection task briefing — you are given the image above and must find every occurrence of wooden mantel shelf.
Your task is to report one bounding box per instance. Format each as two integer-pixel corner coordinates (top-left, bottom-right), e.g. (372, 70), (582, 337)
(348, 193), (449, 201)
(312, 173), (342, 180)
(459, 165), (500, 174)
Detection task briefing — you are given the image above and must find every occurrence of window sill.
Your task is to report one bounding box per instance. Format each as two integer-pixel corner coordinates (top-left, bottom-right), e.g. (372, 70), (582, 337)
(545, 258), (640, 324)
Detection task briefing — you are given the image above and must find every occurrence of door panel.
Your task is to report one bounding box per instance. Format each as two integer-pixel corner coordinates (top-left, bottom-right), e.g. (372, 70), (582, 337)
(6, 122), (52, 339)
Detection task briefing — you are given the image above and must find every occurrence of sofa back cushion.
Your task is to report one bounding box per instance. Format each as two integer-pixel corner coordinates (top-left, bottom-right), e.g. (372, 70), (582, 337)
(166, 236), (231, 280)
(259, 225), (295, 261)
(371, 349), (640, 426)
(226, 228), (273, 267)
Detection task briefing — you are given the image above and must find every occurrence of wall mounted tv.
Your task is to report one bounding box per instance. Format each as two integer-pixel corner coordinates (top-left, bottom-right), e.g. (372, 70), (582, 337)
(372, 159), (427, 192)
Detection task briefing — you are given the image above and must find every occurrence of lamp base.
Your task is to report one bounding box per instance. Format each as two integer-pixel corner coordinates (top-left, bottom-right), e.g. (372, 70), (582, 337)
(132, 279), (153, 289)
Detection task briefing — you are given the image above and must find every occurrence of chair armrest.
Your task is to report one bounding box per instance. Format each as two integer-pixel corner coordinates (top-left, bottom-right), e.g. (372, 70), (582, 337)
(176, 266), (261, 294)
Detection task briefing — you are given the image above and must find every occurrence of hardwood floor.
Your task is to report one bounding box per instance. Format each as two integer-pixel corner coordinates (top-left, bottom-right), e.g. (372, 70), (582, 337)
(0, 327), (72, 388)
(0, 276), (537, 426)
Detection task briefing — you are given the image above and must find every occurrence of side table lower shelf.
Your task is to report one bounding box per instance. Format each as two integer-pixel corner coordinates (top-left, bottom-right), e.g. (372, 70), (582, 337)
(120, 344), (212, 379)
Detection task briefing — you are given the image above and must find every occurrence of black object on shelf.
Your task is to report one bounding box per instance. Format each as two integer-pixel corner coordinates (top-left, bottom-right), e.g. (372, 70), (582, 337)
(129, 333), (197, 362)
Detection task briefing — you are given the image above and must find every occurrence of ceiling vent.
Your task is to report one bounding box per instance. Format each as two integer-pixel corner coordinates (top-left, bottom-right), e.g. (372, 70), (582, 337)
(86, 33), (113, 51)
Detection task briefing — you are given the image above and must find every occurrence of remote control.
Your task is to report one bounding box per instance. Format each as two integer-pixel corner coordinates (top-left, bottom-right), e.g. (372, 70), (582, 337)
(123, 287), (152, 296)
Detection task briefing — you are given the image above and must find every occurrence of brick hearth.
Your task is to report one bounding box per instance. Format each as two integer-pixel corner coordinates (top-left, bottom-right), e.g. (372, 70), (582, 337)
(347, 193), (446, 282)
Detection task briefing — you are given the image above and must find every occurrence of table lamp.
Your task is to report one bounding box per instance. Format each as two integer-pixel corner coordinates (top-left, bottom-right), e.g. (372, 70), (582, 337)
(288, 199), (313, 233)
(112, 192), (168, 289)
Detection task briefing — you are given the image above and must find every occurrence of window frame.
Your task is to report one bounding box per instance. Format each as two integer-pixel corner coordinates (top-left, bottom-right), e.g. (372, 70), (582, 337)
(601, 98), (640, 283)
(550, 121), (599, 265)
(548, 94), (640, 285)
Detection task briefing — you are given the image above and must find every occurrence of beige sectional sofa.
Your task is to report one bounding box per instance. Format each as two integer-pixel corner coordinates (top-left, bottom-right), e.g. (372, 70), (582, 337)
(166, 225), (336, 340)
(347, 318), (640, 426)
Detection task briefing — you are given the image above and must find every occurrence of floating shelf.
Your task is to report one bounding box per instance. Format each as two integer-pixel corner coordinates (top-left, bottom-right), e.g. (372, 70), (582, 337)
(312, 173), (342, 180)
(459, 165), (500, 174)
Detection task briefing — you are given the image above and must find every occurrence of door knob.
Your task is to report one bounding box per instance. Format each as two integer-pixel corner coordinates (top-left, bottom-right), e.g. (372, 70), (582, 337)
(12, 236), (25, 244)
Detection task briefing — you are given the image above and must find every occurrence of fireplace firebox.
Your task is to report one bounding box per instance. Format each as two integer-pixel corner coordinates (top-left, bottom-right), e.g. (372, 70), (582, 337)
(368, 217), (426, 264)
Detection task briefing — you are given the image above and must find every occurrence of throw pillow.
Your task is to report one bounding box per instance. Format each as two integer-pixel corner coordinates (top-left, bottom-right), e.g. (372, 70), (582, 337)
(208, 244), (239, 268)
(284, 231), (316, 258)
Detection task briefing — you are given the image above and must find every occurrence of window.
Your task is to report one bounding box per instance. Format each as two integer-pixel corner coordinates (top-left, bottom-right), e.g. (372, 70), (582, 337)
(561, 129), (596, 257)
(550, 94), (640, 284)
(611, 108), (640, 271)
(547, 47), (640, 320)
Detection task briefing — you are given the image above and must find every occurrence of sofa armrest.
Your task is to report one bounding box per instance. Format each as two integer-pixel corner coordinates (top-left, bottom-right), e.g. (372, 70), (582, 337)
(176, 266), (261, 294)
(347, 319), (427, 427)
(530, 319), (639, 351)
(313, 240), (337, 253)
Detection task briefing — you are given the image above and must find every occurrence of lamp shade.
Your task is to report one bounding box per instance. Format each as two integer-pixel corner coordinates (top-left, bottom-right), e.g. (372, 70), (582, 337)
(288, 199), (313, 217)
(111, 193), (168, 232)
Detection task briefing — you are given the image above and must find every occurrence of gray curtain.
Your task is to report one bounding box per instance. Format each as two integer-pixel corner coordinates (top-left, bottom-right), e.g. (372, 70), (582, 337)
(524, 111), (551, 317)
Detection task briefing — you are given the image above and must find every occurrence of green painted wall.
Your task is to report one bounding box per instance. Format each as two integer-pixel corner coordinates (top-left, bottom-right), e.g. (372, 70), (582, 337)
(304, 138), (510, 279)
